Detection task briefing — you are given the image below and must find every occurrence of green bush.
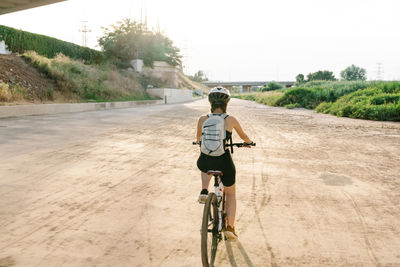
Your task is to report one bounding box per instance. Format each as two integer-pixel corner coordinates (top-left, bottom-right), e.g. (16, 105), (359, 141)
(232, 92), (282, 106)
(0, 81), (25, 102)
(260, 82), (284, 92)
(275, 87), (323, 109)
(23, 51), (147, 102)
(275, 81), (375, 109)
(316, 83), (400, 121)
(0, 25), (104, 64)
(237, 80), (400, 121)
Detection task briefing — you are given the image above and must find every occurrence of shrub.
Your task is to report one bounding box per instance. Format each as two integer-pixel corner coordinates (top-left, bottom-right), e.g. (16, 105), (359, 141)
(23, 51), (146, 101)
(239, 80), (400, 121)
(0, 82), (12, 102)
(275, 87), (323, 109)
(316, 85), (400, 121)
(0, 81), (24, 102)
(232, 91), (283, 106)
(260, 82), (284, 92)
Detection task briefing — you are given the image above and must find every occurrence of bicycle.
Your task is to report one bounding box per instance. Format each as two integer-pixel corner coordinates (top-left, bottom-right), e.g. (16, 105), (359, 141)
(193, 141), (256, 267)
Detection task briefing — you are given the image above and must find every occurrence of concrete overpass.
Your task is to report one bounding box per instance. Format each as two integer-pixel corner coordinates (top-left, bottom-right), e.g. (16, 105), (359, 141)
(0, 0), (66, 15)
(202, 81), (295, 92)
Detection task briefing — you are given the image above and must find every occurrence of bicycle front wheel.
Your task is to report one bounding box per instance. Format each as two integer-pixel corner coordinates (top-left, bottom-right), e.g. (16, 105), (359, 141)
(201, 192), (219, 267)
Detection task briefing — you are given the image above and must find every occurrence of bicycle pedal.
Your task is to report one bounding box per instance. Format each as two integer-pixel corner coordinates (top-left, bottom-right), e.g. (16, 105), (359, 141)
(198, 195), (207, 204)
(224, 232), (238, 241)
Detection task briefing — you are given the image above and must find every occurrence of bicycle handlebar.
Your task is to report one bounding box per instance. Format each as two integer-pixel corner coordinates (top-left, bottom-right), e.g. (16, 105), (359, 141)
(192, 141), (256, 147)
(229, 142), (256, 147)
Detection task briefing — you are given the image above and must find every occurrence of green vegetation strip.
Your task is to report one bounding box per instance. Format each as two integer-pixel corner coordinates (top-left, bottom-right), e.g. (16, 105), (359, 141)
(0, 25), (104, 64)
(233, 81), (400, 121)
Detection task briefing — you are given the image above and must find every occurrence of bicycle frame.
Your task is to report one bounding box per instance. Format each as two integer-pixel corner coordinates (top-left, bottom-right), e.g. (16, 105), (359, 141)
(213, 174), (225, 233)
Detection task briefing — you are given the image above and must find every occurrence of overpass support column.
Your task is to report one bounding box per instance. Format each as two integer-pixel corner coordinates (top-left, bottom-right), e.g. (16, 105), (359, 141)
(225, 86), (233, 93)
(244, 85), (251, 93)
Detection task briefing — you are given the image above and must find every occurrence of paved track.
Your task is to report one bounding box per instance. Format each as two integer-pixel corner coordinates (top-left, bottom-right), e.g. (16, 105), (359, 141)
(0, 99), (399, 266)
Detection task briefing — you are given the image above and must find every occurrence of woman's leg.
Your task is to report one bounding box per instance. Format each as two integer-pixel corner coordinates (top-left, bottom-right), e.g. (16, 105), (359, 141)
(224, 184), (236, 227)
(201, 172), (212, 190)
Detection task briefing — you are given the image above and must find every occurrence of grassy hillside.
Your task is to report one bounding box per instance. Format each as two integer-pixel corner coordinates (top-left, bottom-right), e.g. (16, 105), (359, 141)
(233, 81), (400, 121)
(0, 52), (159, 103)
(316, 82), (400, 121)
(22, 51), (161, 102)
(176, 71), (209, 92)
(0, 52), (205, 104)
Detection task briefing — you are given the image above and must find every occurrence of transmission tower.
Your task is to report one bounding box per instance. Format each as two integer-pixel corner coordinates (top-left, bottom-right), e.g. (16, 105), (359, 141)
(376, 62), (384, 80)
(79, 21), (91, 47)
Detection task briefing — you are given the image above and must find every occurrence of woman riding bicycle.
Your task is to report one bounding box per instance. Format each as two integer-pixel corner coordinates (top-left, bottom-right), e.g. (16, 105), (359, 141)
(196, 86), (253, 240)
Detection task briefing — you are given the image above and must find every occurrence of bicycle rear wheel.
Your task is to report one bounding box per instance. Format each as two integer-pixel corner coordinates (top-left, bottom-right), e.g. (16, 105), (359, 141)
(201, 192), (219, 267)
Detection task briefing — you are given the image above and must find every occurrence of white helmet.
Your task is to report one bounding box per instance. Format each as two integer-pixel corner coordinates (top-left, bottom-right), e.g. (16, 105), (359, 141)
(208, 86), (230, 103)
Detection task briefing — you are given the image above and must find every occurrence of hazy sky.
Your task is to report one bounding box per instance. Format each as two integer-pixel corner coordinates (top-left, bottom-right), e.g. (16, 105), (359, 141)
(0, 0), (399, 81)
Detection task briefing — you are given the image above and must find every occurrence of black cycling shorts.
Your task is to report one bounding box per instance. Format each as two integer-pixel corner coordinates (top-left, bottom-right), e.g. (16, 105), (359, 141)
(197, 150), (236, 187)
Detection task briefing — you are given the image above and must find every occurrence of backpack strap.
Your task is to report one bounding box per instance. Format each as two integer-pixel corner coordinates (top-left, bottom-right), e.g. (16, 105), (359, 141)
(209, 113), (229, 119)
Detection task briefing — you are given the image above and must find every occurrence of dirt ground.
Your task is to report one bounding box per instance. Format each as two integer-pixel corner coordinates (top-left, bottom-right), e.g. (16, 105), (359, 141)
(0, 98), (399, 267)
(0, 54), (57, 101)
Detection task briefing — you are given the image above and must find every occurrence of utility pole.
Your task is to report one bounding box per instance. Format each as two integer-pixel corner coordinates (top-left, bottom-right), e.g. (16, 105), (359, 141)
(182, 39), (190, 73)
(156, 17), (161, 33)
(140, 0), (143, 24)
(376, 62), (384, 81)
(79, 21), (91, 47)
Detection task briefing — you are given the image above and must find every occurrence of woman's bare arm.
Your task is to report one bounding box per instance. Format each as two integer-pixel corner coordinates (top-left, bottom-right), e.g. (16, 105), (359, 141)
(231, 117), (252, 143)
(196, 116), (207, 142)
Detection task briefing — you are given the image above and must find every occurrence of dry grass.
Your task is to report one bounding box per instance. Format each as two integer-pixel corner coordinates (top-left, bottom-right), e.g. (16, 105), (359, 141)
(23, 51), (147, 102)
(0, 81), (24, 102)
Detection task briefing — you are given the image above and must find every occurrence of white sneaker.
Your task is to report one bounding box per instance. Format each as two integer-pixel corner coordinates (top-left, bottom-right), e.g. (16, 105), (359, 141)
(224, 226), (238, 241)
(198, 189), (208, 204)
(198, 194), (207, 204)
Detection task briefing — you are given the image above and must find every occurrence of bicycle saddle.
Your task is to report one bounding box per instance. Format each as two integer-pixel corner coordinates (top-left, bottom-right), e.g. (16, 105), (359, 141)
(207, 170), (223, 176)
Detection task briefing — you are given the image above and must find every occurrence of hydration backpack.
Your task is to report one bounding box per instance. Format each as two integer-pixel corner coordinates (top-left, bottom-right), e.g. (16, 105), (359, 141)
(200, 114), (228, 156)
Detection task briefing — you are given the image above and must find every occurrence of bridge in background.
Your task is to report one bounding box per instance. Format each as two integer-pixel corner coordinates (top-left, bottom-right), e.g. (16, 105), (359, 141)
(202, 81), (295, 92)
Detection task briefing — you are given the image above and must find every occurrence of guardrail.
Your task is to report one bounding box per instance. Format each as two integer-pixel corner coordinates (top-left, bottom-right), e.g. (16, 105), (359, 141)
(0, 100), (164, 118)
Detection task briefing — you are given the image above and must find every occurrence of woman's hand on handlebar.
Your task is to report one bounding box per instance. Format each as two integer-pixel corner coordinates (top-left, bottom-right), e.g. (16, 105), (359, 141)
(244, 141), (255, 148)
(228, 142), (256, 148)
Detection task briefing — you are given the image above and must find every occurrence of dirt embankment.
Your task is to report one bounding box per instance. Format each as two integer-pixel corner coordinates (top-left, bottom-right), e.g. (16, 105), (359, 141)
(0, 53), (207, 105)
(0, 54), (56, 102)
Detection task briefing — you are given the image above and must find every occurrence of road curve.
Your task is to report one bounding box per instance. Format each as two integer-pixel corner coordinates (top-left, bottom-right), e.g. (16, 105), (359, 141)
(0, 98), (399, 266)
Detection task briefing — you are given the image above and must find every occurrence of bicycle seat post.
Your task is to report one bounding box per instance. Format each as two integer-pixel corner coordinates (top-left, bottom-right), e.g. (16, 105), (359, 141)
(213, 175), (219, 187)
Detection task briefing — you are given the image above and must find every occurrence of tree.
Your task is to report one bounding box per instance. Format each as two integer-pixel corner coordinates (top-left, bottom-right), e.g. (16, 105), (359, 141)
(98, 18), (182, 68)
(340, 65), (367, 81)
(189, 70), (208, 82)
(259, 82), (283, 92)
(307, 70), (336, 81)
(296, 74), (305, 84)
